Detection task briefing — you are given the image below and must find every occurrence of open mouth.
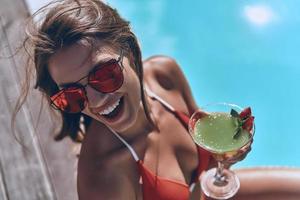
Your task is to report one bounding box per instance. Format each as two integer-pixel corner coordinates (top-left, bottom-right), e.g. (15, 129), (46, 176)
(98, 96), (125, 122)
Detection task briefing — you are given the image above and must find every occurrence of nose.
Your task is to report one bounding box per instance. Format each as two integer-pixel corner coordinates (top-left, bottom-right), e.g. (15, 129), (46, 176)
(85, 85), (107, 108)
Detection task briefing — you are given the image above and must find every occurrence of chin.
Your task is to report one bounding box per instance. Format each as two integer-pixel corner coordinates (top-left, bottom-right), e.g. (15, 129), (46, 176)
(111, 109), (138, 133)
(85, 95), (141, 134)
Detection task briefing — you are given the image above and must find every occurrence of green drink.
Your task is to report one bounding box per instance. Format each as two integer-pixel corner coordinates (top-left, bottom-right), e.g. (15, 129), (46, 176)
(193, 113), (251, 154)
(189, 103), (255, 199)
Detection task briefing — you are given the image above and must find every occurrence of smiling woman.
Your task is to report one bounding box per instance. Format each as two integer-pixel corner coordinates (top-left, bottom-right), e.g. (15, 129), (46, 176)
(13, 0), (300, 200)
(48, 41), (142, 133)
(14, 1), (215, 199)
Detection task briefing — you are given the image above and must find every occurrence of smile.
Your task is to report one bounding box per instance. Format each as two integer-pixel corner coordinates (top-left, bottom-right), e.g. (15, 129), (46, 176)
(94, 96), (125, 122)
(98, 98), (121, 115)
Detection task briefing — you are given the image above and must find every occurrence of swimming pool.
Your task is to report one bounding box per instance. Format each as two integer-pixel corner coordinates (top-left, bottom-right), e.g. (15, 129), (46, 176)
(27, 0), (300, 168)
(106, 0), (300, 168)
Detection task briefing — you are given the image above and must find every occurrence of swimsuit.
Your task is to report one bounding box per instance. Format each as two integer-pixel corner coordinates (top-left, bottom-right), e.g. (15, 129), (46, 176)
(109, 89), (211, 200)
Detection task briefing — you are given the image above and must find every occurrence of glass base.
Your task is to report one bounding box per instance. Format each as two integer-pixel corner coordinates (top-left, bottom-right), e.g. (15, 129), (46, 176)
(201, 168), (240, 200)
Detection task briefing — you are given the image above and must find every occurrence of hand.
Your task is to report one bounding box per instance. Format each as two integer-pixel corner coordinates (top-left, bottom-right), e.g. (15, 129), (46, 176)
(223, 138), (253, 169)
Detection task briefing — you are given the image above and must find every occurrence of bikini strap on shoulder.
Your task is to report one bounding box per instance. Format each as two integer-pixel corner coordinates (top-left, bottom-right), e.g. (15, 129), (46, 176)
(106, 125), (140, 161)
(144, 86), (175, 112)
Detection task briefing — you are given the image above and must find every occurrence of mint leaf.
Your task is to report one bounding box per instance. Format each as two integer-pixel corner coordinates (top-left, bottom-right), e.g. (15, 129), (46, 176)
(233, 127), (241, 139)
(230, 109), (239, 118)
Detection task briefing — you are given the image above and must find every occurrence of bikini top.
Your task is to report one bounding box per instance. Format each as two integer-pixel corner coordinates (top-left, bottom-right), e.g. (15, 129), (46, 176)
(108, 89), (211, 200)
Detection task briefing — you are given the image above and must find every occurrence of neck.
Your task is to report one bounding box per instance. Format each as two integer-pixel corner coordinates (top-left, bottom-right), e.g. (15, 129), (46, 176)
(122, 93), (156, 139)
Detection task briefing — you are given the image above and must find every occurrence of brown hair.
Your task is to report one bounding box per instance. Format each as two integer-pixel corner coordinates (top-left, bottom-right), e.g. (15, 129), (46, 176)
(14, 0), (156, 142)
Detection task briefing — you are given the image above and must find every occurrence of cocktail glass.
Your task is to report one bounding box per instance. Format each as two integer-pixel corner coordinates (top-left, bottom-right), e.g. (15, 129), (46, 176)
(189, 103), (255, 199)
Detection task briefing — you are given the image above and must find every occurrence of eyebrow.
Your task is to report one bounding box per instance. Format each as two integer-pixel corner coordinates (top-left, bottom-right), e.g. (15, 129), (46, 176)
(57, 57), (114, 88)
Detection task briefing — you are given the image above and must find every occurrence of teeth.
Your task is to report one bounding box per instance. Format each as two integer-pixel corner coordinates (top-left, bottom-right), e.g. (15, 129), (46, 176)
(98, 98), (121, 115)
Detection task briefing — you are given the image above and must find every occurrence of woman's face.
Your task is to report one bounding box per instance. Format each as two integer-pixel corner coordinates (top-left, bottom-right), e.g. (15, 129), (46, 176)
(48, 41), (142, 133)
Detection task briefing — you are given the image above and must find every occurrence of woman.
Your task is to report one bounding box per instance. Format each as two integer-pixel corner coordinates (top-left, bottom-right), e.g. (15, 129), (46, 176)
(17, 0), (249, 199)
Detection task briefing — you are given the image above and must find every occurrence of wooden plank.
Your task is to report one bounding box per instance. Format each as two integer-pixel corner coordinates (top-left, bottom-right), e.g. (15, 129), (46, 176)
(0, 18), (55, 200)
(0, 0), (80, 199)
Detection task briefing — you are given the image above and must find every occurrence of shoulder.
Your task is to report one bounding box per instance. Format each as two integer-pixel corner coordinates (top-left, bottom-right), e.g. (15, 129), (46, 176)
(78, 159), (134, 200)
(143, 55), (179, 70)
(77, 121), (135, 200)
(143, 55), (198, 114)
(143, 55), (184, 90)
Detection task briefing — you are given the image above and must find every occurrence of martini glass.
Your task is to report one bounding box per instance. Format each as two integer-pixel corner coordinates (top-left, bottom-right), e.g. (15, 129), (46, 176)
(189, 103), (255, 199)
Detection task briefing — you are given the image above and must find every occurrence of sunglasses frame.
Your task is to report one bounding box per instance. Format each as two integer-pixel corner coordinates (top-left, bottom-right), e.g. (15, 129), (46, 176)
(50, 49), (124, 113)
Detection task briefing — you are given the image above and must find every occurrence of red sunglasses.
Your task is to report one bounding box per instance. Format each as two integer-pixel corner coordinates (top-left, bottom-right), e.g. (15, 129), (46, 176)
(50, 50), (124, 113)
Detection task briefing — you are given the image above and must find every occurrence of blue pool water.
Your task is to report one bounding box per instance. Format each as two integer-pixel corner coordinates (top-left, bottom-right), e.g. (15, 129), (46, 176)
(107, 0), (300, 168)
(27, 0), (300, 168)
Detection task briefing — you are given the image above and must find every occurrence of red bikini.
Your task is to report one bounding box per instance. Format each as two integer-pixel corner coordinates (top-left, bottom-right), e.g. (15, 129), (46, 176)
(109, 89), (211, 200)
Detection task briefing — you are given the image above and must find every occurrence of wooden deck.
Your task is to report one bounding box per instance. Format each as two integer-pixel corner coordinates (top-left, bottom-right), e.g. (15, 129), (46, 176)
(0, 0), (79, 199)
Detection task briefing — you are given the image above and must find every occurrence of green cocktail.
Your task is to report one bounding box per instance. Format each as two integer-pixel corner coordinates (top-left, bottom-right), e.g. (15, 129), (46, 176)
(193, 113), (251, 155)
(189, 103), (255, 199)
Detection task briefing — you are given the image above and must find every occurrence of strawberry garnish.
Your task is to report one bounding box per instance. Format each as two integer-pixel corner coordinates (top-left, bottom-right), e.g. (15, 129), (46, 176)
(239, 107), (252, 120)
(231, 107), (254, 138)
(242, 116), (255, 132)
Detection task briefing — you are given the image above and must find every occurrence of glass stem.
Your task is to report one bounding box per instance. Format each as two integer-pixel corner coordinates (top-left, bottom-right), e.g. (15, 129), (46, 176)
(213, 161), (228, 186)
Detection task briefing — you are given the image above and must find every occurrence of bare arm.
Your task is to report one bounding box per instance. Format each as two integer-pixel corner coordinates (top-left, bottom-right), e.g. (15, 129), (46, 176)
(164, 57), (199, 114)
(77, 150), (137, 200)
(77, 163), (129, 200)
(234, 167), (300, 200)
(77, 121), (136, 200)
(144, 55), (198, 114)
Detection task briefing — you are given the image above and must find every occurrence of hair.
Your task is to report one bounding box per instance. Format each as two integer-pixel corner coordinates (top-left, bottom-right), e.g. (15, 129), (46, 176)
(13, 0), (156, 142)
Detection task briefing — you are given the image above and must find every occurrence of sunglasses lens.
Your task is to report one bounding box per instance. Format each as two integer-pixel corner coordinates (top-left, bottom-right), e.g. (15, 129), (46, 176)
(51, 87), (87, 113)
(89, 61), (124, 93)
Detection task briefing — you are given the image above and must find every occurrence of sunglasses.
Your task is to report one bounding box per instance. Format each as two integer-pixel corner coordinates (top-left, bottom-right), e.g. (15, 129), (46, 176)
(50, 50), (124, 113)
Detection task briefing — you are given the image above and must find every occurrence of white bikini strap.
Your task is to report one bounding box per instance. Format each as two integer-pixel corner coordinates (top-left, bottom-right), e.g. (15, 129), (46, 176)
(146, 86), (197, 192)
(106, 88), (175, 162)
(106, 126), (140, 161)
(144, 87), (175, 112)
(189, 182), (196, 192)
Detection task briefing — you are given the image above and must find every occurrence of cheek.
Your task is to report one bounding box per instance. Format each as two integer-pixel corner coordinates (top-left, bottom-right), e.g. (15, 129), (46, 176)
(123, 66), (141, 99)
(122, 67), (142, 115)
